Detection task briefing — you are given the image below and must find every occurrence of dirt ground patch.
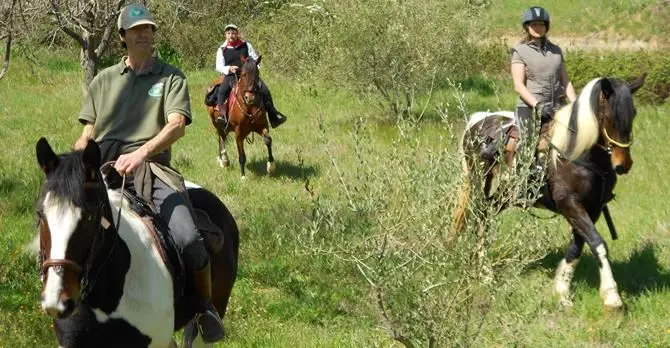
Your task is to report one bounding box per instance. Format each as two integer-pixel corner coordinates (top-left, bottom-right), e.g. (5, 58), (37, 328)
(498, 32), (668, 51)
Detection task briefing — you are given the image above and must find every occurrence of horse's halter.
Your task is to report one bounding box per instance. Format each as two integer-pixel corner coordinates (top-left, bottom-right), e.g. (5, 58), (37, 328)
(38, 164), (121, 298)
(599, 127), (632, 154)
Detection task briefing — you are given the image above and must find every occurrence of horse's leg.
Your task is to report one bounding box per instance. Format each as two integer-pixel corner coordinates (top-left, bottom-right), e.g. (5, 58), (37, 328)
(181, 319), (198, 348)
(555, 230), (584, 306)
(235, 135), (246, 179)
(190, 333), (212, 348)
(262, 128), (275, 175)
(217, 130), (230, 168)
(560, 201), (622, 309)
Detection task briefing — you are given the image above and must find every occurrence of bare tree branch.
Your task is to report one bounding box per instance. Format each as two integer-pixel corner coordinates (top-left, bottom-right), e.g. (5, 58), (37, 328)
(95, 0), (124, 56)
(50, 0), (86, 47)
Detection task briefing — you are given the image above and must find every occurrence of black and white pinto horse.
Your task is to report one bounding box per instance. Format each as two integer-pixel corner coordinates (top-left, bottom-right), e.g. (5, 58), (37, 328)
(453, 75), (646, 309)
(35, 138), (239, 347)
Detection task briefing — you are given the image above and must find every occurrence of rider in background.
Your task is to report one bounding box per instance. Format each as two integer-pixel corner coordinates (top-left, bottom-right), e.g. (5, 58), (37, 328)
(507, 6), (576, 168)
(74, 4), (225, 343)
(215, 24), (287, 128)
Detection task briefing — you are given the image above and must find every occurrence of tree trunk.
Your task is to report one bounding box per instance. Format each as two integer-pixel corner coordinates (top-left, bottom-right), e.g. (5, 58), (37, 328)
(81, 50), (98, 93)
(0, 34), (11, 81)
(80, 31), (99, 93)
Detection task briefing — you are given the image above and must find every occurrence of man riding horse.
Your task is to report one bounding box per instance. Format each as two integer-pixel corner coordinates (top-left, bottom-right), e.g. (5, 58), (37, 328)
(73, 4), (225, 343)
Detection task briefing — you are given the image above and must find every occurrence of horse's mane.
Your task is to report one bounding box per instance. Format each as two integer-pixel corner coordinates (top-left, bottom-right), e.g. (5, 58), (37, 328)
(38, 151), (87, 210)
(550, 78), (601, 163)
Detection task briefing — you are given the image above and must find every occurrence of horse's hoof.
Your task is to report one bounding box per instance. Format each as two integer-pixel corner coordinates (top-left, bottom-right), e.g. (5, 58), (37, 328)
(217, 157), (230, 168)
(601, 288), (623, 309)
(267, 161), (276, 175)
(240, 175), (246, 180)
(558, 294), (574, 308)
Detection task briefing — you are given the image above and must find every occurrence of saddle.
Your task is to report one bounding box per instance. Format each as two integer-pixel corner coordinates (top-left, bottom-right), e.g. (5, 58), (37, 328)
(205, 79), (238, 119)
(122, 191), (186, 297)
(466, 111), (517, 160)
(121, 190), (226, 295)
(204, 75), (225, 107)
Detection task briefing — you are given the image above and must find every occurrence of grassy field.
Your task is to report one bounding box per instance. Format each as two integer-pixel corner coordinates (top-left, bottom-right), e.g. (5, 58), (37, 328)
(1, 47), (669, 347)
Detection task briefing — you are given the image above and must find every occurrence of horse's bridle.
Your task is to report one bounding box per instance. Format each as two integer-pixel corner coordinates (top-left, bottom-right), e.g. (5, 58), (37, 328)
(38, 168), (122, 297)
(232, 78), (265, 119)
(598, 127), (633, 154)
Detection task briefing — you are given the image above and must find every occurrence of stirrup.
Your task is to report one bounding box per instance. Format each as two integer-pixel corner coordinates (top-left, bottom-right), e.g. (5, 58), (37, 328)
(196, 307), (225, 343)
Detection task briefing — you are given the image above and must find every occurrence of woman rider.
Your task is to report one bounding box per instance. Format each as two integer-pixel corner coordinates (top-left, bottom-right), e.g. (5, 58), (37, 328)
(506, 6), (576, 168)
(215, 24), (287, 128)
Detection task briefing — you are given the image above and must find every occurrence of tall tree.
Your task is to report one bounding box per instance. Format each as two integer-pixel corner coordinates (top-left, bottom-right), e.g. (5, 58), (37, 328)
(47, 0), (126, 90)
(0, 0), (18, 81)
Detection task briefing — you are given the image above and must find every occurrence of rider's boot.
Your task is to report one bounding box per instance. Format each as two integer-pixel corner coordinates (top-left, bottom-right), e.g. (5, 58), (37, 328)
(535, 122), (552, 169)
(267, 104), (287, 129)
(193, 262), (225, 342)
(215, 100), (228, 126)
(504, 137), (518, 170)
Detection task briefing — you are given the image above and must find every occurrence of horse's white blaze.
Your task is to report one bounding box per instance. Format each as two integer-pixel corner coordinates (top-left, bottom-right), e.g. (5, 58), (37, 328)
(551, 78), (601, 164)
(96, 190), (175, 346)
(595, 244), (623, 307)
(41, 192), (81, 313)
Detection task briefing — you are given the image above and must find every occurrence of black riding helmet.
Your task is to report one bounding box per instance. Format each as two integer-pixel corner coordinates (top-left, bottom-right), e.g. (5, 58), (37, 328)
(521, 6), (550, 32)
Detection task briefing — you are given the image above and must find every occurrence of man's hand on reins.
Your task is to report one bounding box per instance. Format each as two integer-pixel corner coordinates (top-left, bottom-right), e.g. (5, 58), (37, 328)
(114, 148), (149, 176)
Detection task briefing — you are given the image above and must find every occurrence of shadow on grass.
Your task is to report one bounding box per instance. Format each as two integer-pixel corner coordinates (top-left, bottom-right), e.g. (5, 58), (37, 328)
(246, 159), (319, 180)
(0, 176), (21, 197)
(531, 242), (670, 297)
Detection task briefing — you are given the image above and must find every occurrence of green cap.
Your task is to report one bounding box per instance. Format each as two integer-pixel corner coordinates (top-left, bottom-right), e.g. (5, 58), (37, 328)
(117, 4), (157, 31)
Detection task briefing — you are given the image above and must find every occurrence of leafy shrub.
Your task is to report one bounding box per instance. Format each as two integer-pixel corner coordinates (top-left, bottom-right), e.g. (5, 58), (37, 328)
(565, 50), (670, 103)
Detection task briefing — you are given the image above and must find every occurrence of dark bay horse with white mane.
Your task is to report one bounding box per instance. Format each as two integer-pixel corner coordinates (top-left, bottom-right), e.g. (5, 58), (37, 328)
(35, 138), (239, 347)
(452, 74), (646, 309)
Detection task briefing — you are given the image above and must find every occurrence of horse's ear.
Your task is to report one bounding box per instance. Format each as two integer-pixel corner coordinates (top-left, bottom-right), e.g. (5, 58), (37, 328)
(628, 73), (646, 94)
(82, 140), (101, 179)
(256, 55), (262, 66)
(36, 137), (59, 175)
(600, 78), (615, 98)
(101, 163), (123, 190)
(241, 55), (248, 64)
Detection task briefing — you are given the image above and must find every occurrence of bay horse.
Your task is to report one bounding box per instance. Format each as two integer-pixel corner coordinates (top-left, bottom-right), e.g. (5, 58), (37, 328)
(35, 138), (239, 347)
(452, 75), (646, 309)
(206, 56), (275, 179)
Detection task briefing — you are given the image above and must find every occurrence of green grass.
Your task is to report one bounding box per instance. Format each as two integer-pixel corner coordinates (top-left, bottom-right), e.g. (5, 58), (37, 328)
(1, 45), (669, 347)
